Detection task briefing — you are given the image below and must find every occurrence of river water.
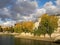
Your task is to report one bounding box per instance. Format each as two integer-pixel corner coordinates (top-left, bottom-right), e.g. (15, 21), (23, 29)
(0, 35), (60, 45)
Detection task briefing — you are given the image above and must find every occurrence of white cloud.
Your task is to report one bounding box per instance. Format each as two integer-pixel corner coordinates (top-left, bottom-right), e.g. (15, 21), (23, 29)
(0, 8), (11, 21)
(0, 0), (14, 8)
(11, 0), (37, 16)
(36, 8), (46, 17)
(43, 1), (60, 15)
(3, 21), (16, 26)
(23, 15), (36, 21)
(0, 0), (38, 21)
(20, 8), (46, 22)
(0, 0), (38, 26)
(56, 0), (60, 6)
(1, 0), (60, 26)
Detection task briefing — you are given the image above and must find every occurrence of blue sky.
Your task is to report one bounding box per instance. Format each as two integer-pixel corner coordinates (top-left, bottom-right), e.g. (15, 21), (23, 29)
(6, 0), (56, 9)
(36, 0), (56, 8)
(6, 0), (56, 8)
(0, 0), (60, 26)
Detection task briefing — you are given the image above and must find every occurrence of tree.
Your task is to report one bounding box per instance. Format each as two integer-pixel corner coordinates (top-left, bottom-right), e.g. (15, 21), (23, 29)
(38, 25), (47, 37)
(8, 26), (14, 33)
(47, 15), (58, 37)
(4, 27), (9, 32)
(38, 14), (58, 38)
(0, 26), (3, 32)
(36, 14), (48, 37)
(22, 21), (34, 33)
(14, 23), (23, 33)
(34, 28), (42, 36)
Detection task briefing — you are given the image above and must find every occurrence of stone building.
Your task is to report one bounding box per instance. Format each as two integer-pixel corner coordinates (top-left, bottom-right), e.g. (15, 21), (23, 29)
(34, 17), (41, 29)
(56, 15), (60, 32)
(34, 14), (60, 33)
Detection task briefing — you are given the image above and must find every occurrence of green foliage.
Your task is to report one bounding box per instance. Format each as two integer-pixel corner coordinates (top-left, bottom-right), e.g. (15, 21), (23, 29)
(34, 28), (42, 36)
(0, 26), (3, 32)
(39, 25), (47, 35)
(46, 15), (58, 37)
(38, 14), (58, 37)
(14, 21), (34, 33)
(14, 26), (22, 33)
(22, 27), (30, 33)
(9, 27), (14, 33)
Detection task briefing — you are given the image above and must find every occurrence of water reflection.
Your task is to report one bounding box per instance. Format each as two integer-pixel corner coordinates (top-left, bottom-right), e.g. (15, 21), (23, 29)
(0, 35), (14, 45)
(15, 38), (60, 45)
(0, 35), (60, 45)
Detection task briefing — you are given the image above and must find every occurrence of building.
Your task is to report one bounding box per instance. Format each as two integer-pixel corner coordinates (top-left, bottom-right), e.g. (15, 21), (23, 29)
(34, 17), (41, 29)
(56, 15), (60, 32)
(34, 14), (60, 33)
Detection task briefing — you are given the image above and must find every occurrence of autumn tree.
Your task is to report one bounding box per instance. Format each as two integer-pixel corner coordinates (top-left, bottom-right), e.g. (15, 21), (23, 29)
(4, 27), (8, 31)
(0, 26), (3, 32)
(34, 25), (46, 36)
(3, 27), (10, 32)
(34, 14), (48, 36)
(47, 15), (58, 37)
(38, 14), (58, 38)
(14, 21), (34, 33)
(8, 26), (14, 33)
(14, 23), (23, 33)
(22, 21), (34, 33)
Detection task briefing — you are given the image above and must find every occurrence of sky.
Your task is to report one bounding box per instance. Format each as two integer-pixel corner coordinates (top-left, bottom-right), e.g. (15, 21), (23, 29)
(0, 0), (60, 26)
(36, 0), (56, 8)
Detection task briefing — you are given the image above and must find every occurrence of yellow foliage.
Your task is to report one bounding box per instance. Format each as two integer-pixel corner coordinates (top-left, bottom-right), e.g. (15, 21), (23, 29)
(22, 21), (34, 30)
(14, 21), (34, 32)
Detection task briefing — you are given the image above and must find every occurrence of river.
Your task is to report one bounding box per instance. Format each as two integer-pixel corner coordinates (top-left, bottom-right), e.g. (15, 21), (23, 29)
(0, 34), (60, 45)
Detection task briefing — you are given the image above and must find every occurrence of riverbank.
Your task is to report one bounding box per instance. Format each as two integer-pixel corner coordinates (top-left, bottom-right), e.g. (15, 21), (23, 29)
(15, 35), (54, 42)
(0, 32), (59, 42)
(14, 32), (55, 42)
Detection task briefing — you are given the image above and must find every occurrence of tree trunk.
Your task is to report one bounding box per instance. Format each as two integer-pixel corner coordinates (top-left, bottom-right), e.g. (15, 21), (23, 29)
(50, 35), (51, 38)
(44, 34), (45, 38)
